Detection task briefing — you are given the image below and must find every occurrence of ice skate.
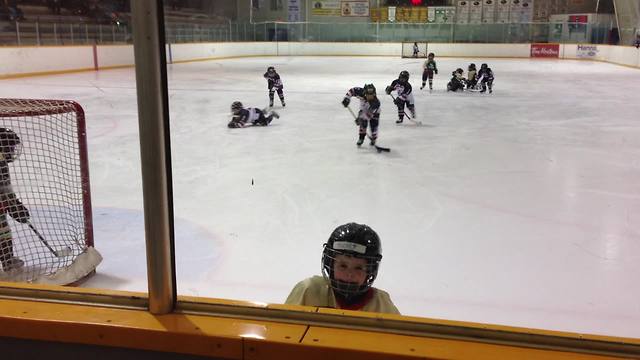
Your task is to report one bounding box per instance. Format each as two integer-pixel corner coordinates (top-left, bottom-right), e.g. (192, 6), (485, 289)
(356, 138), (364, 147)
(396, 119), (403, 124)
(369, 138), (376, 146)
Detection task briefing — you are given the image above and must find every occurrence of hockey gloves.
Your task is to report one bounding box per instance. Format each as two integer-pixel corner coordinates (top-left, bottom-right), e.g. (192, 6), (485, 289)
(385, 86), (392, 95)
(342, 97), (350, 107)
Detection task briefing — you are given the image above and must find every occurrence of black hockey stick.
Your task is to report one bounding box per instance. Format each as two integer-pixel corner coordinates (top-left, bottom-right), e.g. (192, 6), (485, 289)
(389, 94), (422, 125)
(28, 223), (73, 257)
(345, 106), (390, 153)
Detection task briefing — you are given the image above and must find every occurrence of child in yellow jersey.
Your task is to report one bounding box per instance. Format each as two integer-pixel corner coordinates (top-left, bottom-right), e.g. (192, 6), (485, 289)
(285, 223), (399, 314)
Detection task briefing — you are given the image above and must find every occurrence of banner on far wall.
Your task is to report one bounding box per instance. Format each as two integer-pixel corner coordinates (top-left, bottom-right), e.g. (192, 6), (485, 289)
(341, 1), (370, 17)
(311, 0), (341, 16)
(482, 0), (495, 23)
(576, 44), (598, 58)
(496, 0), (510, 23)
(456, 0), (470, 24)
(469, 0), (483, 24)
(530, 43), (559, 57)
(288, 0), (301, 21)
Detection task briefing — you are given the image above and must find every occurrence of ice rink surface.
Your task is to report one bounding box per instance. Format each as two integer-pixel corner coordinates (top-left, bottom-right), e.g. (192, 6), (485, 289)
(1, 56), (639, 338)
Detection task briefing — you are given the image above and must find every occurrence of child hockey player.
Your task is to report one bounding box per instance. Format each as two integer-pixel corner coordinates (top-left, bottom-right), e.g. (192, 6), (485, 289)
(447, 68), (465, 92)
(420, 52), (438, 91)
(227, 101), (279, 128)
(1, 128), (30, 272)
(342, 84), (381, 147)
(386, 70), (416, 124)
(285, 222), (400, 314)
(263, 66), (285, 107)
(466, 63), (478, 90)
(412, 42), (419, 58)
(477, 63), (494, 93)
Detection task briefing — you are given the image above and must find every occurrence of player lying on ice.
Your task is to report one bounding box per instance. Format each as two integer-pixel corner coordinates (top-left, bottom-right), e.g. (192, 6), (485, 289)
(227, 101), (279, 128)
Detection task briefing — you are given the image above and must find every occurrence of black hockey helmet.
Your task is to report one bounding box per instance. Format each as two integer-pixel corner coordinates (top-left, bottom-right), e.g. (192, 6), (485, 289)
(428, 52), (435, 58)
(399, 70), (409, 82)
(469, 63), (476, 70)
(231, 101), (243, 114)
(363, 83), (376, 100)
(481, 63), (488, 69)
(456, 68), (464, 74)
(267, 66), (275, 73)
(321, 223), (382, 299)
(0, 127), (21, 162)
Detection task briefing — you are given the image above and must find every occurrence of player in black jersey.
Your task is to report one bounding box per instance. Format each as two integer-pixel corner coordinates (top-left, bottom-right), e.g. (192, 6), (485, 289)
(477, 63), (494, 93)
(1, 128), (30, 272)
(447, 68), (465, 92)
(386, 71), (416, 124)
(263, 66), (285, 107)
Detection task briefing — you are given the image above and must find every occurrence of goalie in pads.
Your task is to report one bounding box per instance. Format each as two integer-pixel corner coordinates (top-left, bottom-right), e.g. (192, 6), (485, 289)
(227, 101), (279, 128)
(285, 222), (400, 314)
(342, 84), (381, 147)
(0, 128), (30, 272)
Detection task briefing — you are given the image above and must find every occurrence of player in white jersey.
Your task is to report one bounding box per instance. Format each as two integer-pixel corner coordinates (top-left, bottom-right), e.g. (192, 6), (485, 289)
(342, 84), (381, 146)
(285, 222), (400, 314)
(227, 101), (279, 128)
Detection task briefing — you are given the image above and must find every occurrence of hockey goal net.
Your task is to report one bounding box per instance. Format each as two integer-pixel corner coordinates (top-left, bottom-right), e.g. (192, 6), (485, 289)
(0, 98), (101, 285)
(401, 42), (429, 58)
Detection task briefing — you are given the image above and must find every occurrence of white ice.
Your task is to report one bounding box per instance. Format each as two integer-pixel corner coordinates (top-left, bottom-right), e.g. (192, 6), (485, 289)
(1, 56), (639, 338)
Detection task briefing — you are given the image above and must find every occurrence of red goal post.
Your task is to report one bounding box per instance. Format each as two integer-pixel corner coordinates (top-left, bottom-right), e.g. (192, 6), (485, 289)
(401, 42), (429, 58)
(0, 98), (101, 285)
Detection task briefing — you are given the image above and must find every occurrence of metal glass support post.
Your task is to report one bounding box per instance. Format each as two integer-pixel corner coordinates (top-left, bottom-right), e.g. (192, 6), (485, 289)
(70, 23), (74, 44)
(36, 20), (40, 45)
(15, 21), (20, 46)
(131, 0), (176, 315)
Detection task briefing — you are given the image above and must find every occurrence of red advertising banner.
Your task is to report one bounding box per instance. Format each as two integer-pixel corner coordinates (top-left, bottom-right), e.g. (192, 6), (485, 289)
(568, 15), (587, 23)
(530, 43), (559, 58)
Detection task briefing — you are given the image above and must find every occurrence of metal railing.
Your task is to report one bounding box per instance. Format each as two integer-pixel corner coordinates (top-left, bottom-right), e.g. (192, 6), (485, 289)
(1, 20), (634, 46)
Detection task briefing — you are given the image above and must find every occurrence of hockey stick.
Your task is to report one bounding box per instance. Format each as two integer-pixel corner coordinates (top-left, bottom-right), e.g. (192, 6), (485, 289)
(345, 106), (390, 153)
(389, 94), (422, 125)
(28, 223), (73, 257)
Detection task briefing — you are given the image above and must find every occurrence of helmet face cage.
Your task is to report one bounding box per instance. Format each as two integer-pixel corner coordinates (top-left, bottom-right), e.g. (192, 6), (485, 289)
(0, 128), (22, 162)
(320, 223), (382, 299)
(267, 66), (275, 73)
(399, 70), (409, 82)
(322, 247), (380, 298)
(231, 101), (243, 115)
(481, 63), (488, 69)
(363, 84), (376, 101)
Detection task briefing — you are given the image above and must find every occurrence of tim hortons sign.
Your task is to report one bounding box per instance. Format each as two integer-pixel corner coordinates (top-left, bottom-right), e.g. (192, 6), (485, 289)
(530, 43), (559, 58)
